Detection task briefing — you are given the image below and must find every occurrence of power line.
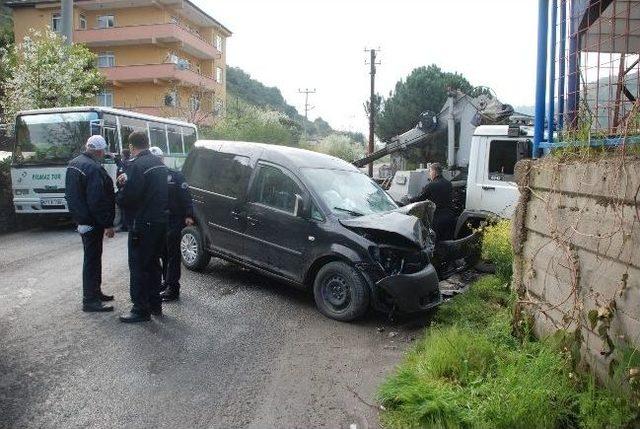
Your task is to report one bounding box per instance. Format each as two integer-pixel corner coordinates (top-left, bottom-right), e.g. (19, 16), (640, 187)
(365, 48), (381, 177)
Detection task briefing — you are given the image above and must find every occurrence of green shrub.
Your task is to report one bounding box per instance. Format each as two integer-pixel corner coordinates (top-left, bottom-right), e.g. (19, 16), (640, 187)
(306, 134), (365, 161)
(481, 219), (513, 281)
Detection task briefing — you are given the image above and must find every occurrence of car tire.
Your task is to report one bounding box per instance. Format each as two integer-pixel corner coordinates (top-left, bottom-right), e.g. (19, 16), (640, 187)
(180, 226), (210, 272)
(313, 261), (370, 322)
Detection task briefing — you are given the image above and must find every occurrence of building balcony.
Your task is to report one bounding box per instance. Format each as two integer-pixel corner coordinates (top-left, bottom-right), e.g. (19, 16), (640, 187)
(74, 23), (220, 60)
(101, 63), (219, 90)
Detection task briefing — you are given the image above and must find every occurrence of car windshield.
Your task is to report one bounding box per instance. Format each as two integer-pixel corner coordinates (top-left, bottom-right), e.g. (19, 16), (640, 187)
(13, 112), (98, 166)
(302, 168), (397, 217)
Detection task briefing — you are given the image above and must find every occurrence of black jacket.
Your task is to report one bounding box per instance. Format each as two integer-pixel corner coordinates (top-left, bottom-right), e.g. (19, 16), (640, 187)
(167, 168), (194, 221)
(116, 150), (168, 225)
(410, 176), (453, 211)
(65, 152), (115, 228)
(410, 175), (456, 240)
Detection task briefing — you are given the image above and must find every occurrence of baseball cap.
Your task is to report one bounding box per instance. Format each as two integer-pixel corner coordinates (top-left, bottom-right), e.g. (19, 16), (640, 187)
(86, 135), (107, 151)
(150, 146), (164, 157)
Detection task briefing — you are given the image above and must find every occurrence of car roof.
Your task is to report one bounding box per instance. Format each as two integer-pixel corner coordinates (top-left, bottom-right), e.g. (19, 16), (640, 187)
(194, 140), (361, 172)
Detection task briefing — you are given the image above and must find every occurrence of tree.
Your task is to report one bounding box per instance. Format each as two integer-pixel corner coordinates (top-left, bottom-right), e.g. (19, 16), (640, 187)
(0, 29), (104, 133)
(312, 134), (365, 161)
(161, 81), (218, 126)
(375, 65), (476, 142)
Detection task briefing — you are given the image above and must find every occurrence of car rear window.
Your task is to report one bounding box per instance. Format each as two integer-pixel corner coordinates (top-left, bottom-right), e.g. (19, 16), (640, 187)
(184, 149), (251, 199)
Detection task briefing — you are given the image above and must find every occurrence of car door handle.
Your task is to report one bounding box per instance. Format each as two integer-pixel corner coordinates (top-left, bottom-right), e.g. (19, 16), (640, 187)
(246, 216), (259, 226)
(482, 186), (496, 191)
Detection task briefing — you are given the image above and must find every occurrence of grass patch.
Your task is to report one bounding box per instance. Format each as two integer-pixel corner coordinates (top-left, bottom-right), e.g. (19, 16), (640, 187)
(379, 276), (638, 428)
(378, 221), (638, 428)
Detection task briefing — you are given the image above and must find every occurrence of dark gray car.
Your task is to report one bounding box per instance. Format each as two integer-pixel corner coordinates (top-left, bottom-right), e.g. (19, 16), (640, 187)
(179, 140), (477, 321)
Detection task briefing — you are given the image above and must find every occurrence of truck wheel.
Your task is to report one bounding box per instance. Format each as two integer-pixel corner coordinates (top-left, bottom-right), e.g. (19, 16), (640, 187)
(180, 226), (210, 272)
(313, 261), (370, 322)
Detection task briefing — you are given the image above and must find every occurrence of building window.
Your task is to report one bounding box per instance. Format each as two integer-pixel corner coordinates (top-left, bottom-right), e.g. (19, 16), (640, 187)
(51, 13), (62, 33)
(164, 91), (179, 107)
(166, 52), (179, 64)
(79, 14), (87, 30)
(215, 34), (223, 52)
(97, 91), (114, 107)
(97, 15), (116, 29)
(216, 66), (223, 83)
(97, 52), (115, 68)
(189, 96), (201, 112)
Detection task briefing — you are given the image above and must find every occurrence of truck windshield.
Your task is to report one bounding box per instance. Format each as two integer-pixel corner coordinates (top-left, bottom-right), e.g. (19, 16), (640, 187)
(302, 168), (397, 217)
(12, 112), (98, 166)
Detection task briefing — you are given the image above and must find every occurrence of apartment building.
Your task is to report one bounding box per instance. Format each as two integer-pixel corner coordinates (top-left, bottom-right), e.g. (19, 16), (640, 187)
(7, 0), (231, 124)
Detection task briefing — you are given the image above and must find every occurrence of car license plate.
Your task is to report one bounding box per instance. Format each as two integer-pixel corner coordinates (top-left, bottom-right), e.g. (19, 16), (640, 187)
(41, 198), (65, 207)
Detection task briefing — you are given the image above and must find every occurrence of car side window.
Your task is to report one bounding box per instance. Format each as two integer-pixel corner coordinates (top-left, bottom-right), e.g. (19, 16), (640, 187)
(250, 164), (302, 214)
(310, 201), (325, 222)
(185, 149), (251, 198)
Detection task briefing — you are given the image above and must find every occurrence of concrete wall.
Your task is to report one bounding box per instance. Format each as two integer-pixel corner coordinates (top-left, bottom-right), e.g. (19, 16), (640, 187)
(512, 156), (640, 380)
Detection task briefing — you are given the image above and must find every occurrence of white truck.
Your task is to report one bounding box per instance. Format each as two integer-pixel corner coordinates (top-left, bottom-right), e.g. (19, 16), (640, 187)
(354, 91), (533, 238)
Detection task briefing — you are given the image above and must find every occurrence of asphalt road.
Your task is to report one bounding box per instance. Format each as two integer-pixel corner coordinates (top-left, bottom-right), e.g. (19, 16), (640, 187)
(0, 226), (431, 429)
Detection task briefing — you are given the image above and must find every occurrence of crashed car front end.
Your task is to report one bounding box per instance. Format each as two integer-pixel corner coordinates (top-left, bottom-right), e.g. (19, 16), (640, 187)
(340, 204), (444, 314)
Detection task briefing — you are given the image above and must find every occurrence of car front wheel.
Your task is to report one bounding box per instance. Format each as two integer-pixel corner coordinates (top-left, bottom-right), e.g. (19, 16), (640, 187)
(313, 261), (370, 322)
(180, 226), (211, 272)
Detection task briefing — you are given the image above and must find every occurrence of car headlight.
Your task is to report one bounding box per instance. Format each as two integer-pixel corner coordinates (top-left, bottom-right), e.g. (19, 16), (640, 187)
(13, 188), (29, 196)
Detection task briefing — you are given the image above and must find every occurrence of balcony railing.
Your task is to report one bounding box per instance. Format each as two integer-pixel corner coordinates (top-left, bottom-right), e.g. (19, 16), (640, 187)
(75, 23), (220, 59)
(101, 63), (219, 90)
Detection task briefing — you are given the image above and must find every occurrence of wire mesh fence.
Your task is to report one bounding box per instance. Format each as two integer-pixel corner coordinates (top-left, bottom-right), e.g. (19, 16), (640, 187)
(540, 0), (640, 148)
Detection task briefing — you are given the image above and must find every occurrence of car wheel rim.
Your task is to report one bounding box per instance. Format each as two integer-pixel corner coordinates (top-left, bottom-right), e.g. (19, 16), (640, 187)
(322, 275), (351, 312)
(181, 233), (198, 265)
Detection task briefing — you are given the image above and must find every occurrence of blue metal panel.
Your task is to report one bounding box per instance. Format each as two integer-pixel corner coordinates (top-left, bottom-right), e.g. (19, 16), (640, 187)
(534, 0), (550, 156)
(547, 0), (558, 140)
(558, 0), (567, 130)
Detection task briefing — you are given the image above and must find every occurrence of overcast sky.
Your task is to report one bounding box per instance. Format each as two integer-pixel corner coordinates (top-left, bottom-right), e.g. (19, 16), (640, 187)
(196, 0), (539, 134)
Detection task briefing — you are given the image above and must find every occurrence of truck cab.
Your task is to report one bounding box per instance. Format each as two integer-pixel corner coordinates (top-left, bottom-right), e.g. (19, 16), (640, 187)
(457, 124), (533, 235)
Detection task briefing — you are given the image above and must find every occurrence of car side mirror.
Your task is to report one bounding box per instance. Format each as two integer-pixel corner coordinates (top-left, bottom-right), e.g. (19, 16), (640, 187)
(294, 194), (304, 217)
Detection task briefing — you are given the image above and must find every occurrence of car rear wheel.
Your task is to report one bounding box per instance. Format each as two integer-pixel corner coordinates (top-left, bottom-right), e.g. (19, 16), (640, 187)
(313, 261), (370, 322)
(180, 226), (210, 272)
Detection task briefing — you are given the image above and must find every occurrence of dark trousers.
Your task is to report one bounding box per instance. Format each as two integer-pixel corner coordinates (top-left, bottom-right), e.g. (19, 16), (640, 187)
(81, 227), (105, 304)
(161, 219), (184, 291)
(433, 209), (456, 241)
(128, 222), (166, 315)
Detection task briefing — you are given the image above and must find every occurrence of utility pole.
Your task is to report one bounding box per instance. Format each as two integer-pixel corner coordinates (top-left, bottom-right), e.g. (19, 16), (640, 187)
(298, 88), (316, 135)
(61, 0), (73, 44)
(298, 88), (316, 120)
(365, 48), (380, 177)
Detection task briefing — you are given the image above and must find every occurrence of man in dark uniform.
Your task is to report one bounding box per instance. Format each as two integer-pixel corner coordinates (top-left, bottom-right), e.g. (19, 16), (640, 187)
(65, 135), (116, 313)
(148, 147), (194, 302)
(116, 131), (168, 323)
(409, 163), (456, 241)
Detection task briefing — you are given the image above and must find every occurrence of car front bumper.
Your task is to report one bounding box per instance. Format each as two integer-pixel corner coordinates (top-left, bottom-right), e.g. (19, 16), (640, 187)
(376, 263), (442, 313)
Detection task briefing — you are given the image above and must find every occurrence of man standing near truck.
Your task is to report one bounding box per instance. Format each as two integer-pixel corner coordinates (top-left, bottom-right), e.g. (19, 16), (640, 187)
(410, 163), (456, 241)
(65, 135), (116, 313)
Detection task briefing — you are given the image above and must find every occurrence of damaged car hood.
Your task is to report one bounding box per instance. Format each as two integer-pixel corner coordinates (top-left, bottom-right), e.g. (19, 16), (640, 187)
(339, 203), (435, 249)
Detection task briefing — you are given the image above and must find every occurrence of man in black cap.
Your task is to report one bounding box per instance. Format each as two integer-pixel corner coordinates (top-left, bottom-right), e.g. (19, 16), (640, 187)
(148, 146), (194, 302)
(116, 131), (168, 323)
(65, 135), (116, 313)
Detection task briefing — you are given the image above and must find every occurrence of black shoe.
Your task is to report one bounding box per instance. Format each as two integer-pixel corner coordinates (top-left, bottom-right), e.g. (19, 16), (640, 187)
(83, 302), (114, 312)
(119, 311), (151, 323)
(150, 304), (162, 316)
(160, 288), (179, 302)
(98, 293), (114, 302)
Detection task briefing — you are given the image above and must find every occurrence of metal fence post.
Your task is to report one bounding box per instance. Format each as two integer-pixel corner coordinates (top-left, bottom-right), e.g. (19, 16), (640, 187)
(534, 0), (550, 156)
